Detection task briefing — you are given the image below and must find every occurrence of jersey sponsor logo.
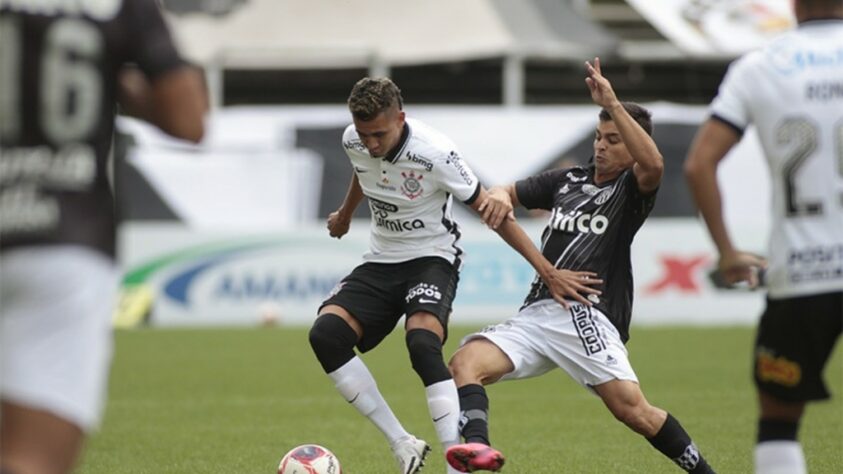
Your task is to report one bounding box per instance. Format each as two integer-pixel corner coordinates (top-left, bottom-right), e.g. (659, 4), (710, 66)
(343, 140), (367, 152)
(406, 282), (442, 304)
(0, 144), (97, 236)
(370, 200), (425, 232)
(571, 304), (605, 356)
(756, 348), (801, 387)
(770, 43), (843, 76)
(400, 170), (424, 200)
(369, 198), (399, 213)
(1, 0), (122, 20)
(445, 151), (474, 186)
(787, 244), (843, 284)
(549, 208), (609, 235)
(406, 152), (433, 172)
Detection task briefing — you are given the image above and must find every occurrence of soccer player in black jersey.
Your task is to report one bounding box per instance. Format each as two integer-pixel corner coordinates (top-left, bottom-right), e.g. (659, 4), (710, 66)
(0, 1), (206, 473)
(445, 59), (716, 473)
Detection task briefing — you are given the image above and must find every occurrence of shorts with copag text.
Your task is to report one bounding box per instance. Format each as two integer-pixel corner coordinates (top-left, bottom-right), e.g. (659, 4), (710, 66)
(462, 299), (637, 390)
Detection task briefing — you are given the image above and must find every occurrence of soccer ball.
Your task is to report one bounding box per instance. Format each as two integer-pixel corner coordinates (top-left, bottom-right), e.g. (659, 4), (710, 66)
(277, 444), (342, 474)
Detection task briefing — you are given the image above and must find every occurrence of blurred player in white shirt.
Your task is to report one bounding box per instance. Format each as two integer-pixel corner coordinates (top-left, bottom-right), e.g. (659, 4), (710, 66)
(685, 1), (843, 473)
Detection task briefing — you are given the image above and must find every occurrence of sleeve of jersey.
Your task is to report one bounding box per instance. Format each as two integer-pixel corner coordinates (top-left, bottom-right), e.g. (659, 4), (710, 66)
(623, 170), (657, 217)
(514, 169), (565, 210)
(436, 150), (482, 205)
(124, 0), (186, 79)
(709, 57), (754, 136)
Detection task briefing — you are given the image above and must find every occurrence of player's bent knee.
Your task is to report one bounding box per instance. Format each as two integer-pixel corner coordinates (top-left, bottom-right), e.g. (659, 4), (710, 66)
(308, 313), (359, 374)
(406, 328), (451, 386)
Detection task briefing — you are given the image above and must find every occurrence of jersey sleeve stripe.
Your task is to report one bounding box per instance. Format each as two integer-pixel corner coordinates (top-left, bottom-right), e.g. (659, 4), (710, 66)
(710, 113), (745, 137)
(463, 182), (482, 206)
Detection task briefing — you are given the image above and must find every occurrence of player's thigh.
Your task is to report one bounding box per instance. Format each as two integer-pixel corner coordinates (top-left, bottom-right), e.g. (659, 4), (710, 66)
(461, 303), (557, 382)
(403, 257), (459, 336)
(0, 245), (118, 432)
(449, 338), (515, 385)
(319, 261), (405, 352)
(1, 400), (84, 474)
(754, 291), (843, 403)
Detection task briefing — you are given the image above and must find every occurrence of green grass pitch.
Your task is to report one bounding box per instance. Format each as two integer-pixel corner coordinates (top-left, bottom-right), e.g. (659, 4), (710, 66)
(77, 325), (842, 473)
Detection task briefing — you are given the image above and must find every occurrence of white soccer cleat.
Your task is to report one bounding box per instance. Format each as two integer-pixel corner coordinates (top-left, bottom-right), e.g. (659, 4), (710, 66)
(392, 435), (431, 474)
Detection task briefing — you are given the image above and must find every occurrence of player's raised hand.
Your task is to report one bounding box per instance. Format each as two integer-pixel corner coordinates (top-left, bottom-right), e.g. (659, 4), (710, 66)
(543, 269), (603, 309)
(478, 187), (515, 229)
(584, 57), (620, 110)
(718, 250), (768, 289)
(327, 210), (351, 239)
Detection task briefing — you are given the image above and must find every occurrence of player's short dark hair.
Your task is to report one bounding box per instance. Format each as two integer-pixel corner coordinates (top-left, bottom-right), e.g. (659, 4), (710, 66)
(599, 102), (653, 136)
(348, 77), (404, 121)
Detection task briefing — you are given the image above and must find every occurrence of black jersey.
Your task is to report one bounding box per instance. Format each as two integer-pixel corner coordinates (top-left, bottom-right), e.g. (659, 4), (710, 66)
(516, 165), (657, 342)
(0, 0), (184, 257)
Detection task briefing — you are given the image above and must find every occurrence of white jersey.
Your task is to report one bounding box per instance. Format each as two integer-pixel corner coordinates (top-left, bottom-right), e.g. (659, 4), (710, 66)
(710, 19), (843, 298)
(342, 118), (481, 264)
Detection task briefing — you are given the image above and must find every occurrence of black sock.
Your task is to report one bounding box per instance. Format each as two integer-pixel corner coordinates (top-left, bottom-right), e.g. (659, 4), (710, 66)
(757, 419), (799, 442)
(647, 413), (715, 473)
(458, 384), (490, 445)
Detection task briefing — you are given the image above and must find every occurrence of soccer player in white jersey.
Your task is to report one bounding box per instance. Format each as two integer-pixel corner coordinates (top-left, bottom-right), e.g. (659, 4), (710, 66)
(0, 1), (206, 473)
(445, 59), (716, 473)
(685, 1), (843, 473)
(308, 77), (597, 474)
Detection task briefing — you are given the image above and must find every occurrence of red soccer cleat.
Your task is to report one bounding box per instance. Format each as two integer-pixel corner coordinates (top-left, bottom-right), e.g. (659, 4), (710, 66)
(446, 443), (505, 472)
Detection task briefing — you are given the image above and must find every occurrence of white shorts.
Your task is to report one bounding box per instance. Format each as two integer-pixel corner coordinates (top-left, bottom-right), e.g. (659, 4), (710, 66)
(1, 245), (118, 431)
(462, 299), (638, 390)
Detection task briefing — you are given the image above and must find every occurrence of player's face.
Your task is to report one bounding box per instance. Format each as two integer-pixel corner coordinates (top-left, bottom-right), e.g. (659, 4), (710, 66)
(593, 120), (633, 176)
(353, 106), (406, 158)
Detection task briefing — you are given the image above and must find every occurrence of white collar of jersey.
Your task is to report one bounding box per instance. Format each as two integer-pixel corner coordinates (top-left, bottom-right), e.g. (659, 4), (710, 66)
(382, 123), (411, 164)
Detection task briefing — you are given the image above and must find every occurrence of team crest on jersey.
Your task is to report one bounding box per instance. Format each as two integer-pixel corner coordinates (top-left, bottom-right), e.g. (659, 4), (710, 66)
(400, 171), (424, 199)
(594, 188), (614, 205)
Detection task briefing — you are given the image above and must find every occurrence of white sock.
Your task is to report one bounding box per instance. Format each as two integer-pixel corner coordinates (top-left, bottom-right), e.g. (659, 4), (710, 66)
(329, 356), (409, 445)
(425, 379), (461, 449)
(755, 441), (806, 474)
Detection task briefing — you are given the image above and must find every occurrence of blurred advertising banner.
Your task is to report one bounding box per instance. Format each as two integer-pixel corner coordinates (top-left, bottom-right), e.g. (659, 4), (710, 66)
(114, 104), (773, 327)
(626, 0), (794, 57)
(115, 220), (765, 328)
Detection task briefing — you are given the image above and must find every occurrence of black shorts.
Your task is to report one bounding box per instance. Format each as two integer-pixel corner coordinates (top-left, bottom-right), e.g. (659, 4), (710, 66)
(753, 291), (842, 402)
(320, 256), (460, 353)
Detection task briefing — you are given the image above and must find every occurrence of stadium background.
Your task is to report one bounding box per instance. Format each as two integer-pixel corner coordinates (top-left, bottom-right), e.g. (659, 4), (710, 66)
(85, 1), (842, 473)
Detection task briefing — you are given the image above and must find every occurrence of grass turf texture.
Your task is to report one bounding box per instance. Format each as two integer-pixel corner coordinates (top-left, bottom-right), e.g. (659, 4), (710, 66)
(77, 326), (842, 474)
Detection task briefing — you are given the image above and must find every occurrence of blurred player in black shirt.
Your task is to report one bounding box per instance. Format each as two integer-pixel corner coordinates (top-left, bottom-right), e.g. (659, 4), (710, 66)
(0, 1), (206, 472)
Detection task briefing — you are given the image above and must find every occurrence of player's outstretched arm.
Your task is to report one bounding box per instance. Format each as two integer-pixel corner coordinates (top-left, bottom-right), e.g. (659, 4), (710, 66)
(470, 187), (602, 308)
(585, 58), (663, 193)
(118, 65), (207, 143)
(327, 173), (365, 239)
(685, 119), (767, 287)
